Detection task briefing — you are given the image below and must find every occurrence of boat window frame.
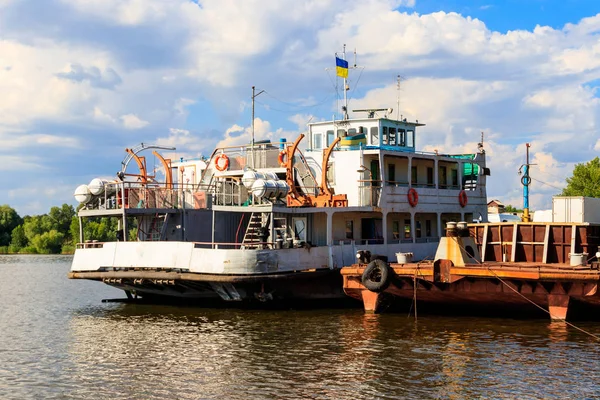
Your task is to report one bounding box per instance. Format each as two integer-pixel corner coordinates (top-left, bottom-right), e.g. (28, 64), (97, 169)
(326, 130), (335, 146)
(389, 127), (397, 146)
(313, 132), (323, 150)
(370, 126), (379, 146)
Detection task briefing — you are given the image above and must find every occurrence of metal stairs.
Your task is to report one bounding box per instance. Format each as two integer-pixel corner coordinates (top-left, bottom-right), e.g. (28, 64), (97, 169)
(242, 212), (269, 249)
(138, 213), (169, 241)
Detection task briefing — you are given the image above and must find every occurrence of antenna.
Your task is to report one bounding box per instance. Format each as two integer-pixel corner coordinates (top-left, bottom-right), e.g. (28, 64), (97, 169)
(396, 75), (401, 121)
(251, 86), (265, 168)
(342, 44), (348, 120)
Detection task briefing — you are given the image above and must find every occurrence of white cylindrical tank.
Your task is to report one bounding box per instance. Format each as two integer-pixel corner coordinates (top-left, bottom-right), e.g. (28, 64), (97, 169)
(274, 180), (289, 198)
(88, 178), (114, 196)
(252, 179), (289, 199)
(263, 171), (279, 181)
(242, 171), (266, 189)
(74, 184), (92, 204)
(251, 179), (277, 199)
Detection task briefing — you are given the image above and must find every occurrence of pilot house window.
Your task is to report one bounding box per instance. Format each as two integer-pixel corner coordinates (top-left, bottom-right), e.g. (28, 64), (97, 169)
(389, 128), (397, 145)
(370, 127), (379, 145)
(313, 133), (322, 149)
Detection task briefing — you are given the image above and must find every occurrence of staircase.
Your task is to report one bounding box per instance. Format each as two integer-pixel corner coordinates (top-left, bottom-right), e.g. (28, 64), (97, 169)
(138, 214), (169, 241)
(242, 212), (269, 249)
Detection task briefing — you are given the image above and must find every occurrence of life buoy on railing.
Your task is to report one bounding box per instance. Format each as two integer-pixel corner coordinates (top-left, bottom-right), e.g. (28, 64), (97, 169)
(459, 190), (468, 208)
(278, 150), (288, 167)
(407, 188), (418, 207)
(215, 154), (229, 172)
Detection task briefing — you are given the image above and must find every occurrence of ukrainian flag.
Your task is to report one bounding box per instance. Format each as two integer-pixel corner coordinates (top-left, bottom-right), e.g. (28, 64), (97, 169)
(336, 57), (348, 78)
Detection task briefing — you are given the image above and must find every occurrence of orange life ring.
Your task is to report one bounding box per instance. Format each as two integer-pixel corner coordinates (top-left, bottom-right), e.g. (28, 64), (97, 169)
(459, 190), (468, 208)
(407, 188), (418, 207)
(278, 150), (288, 167)
(215, 154), (229, 171)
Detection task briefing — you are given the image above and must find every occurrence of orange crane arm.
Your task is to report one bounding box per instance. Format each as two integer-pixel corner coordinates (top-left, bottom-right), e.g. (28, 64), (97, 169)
(152, 151), (173, 189)
(125, 148), (148, 184)
(320, 136), (340, 196)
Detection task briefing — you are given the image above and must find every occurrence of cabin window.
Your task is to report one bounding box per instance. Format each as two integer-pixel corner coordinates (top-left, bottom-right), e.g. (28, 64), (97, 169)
(370, 127), (379, 145)
(399, 129), (406, 146)
(392, 221), (400, 239)
(451, 169), (458, 187)
(406, 130), (414, 147)
(388, 163), (395, 185)
(404, 219), (411, 239)
(313, 133), (323, 149)
(426, 220), (432, 237)
(337, 129), (347, 138)
(427, 167), (433, 186)
(389, 128), (397, 145)
(359, 126), (366, 134)
(345, 220), (354, 239)
(348, 128), (357, 136)
(293, 217), (307, 242)
(411, 166), (417, 185)
(416, 221), (422, 238)
(439, 166), (447, 188)
(382, 127), (388, 145)
(327, 130), (335, 146)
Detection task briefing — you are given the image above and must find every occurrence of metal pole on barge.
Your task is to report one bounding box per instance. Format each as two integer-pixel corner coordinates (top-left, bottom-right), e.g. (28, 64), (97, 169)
(521, 143), (532, 222)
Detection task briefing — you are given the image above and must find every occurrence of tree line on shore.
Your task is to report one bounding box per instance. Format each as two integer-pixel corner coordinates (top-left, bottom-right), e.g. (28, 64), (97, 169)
(0, 204), (120, 254)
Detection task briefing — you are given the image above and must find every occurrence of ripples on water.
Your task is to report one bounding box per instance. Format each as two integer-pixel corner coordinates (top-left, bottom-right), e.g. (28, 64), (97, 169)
(1, 255), (599, 399)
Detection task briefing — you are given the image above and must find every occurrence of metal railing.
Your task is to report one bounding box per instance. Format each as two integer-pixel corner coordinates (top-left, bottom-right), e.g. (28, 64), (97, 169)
(82, 182), (207, 211)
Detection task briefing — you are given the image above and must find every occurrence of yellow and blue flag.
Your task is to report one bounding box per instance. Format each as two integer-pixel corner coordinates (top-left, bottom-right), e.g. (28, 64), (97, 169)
(336, 57), (348, 78)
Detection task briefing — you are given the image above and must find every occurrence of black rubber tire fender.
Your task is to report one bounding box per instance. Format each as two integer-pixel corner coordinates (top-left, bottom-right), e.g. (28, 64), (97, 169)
(361, 259), (391, 293)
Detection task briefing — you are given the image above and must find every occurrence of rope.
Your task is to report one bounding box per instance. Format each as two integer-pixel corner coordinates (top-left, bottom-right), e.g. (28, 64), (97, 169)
(455, 236), (600, 341)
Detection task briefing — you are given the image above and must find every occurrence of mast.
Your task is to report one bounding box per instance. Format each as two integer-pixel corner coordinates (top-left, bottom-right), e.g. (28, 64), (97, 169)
(251, 86), (264, 168)
(342, 44), (348, 120)
(521, 143), (532, 222)
(396, 75), (401, 121)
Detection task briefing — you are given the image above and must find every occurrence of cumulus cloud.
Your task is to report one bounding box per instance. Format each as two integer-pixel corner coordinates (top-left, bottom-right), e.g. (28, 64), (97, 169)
(0, 0), (599, 214)
(120, 114), (149, 129)
(57, 63), (122, 89)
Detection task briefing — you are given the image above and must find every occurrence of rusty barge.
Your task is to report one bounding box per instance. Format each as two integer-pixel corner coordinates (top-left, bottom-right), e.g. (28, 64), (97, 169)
(342, 221), (600, 320)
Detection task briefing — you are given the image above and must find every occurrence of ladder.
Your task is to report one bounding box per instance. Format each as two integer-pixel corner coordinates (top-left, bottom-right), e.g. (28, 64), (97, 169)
(138, 213), (169, 241)
(242, 212), (269, 249)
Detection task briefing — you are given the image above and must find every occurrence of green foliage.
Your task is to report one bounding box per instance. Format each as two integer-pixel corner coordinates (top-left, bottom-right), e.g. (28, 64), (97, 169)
(3, 203), (133, 254)
(30, 230), (64, 254)
(0, 205), (22, 246)
(84, 218), (118, 242)
(504, 205), (523, 213)
(10, 225), (28, 249)
(49, 204), (75, 235)
(561, 157), (600, 197)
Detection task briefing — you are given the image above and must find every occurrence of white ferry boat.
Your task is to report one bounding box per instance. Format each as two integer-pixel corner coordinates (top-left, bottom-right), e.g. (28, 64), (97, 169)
(69, 59), (490, 304)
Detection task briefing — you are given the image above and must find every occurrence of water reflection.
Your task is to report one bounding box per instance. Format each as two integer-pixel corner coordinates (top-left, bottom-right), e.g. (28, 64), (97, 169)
(2, 258), (600, 399)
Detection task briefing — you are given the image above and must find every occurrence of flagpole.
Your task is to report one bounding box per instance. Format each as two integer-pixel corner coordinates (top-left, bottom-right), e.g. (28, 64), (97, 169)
(342, 44), (348, 120)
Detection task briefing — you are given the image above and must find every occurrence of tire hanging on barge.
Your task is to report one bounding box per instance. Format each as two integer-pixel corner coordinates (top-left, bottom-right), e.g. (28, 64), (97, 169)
(361, 259), (391, 293)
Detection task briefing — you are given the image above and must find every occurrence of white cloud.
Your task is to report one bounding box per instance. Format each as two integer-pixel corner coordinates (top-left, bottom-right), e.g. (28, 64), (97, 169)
(0, 0), (599, 214)
(120, 113), (149, 129)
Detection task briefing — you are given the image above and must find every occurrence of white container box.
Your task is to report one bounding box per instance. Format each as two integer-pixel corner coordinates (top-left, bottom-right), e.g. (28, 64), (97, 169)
(552, 196), (600, 223)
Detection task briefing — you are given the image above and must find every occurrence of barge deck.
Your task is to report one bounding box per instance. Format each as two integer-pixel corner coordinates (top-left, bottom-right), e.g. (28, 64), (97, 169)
(342, 221), (600, 320)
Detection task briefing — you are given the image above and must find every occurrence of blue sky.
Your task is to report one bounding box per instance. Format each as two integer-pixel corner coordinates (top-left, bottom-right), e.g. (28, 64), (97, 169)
(0, 0), (599, 215)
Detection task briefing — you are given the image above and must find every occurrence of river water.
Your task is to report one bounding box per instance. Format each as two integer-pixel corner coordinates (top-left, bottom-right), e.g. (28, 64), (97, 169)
(1, 255), (600, 399)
